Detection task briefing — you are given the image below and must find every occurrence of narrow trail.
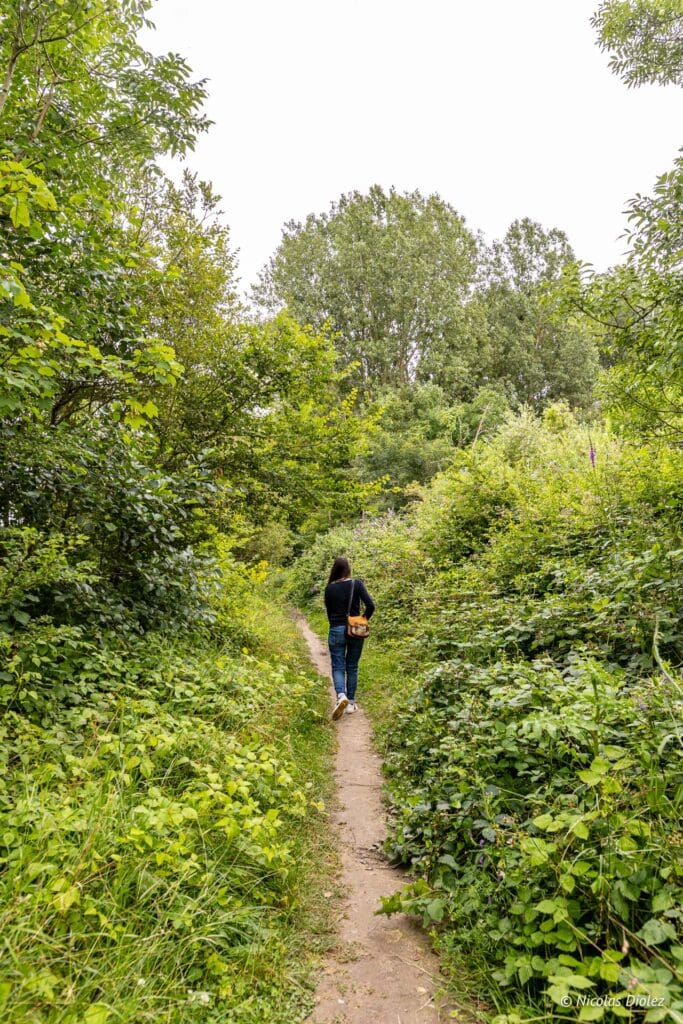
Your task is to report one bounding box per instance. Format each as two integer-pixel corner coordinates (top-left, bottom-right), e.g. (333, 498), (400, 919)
(295, 614), (451, 1024)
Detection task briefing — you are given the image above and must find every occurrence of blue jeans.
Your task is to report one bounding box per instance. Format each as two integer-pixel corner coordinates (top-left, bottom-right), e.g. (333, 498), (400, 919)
(328, 624), (365, 702)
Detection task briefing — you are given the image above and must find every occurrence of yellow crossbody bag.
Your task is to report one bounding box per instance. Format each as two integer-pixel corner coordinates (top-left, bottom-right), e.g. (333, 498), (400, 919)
(346, 579), (370, 638)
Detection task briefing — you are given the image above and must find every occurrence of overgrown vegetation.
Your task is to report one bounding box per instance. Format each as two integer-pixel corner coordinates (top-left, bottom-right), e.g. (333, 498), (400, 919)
(1, 1), (682, 1022)
(0, 4), (341, 1021)
(289, 410), (683, 1021)
(1, 554), (335, 1023)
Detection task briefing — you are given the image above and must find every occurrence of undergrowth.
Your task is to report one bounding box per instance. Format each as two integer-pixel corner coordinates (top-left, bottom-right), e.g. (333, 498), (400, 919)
(0, 559), (336, 1024)
(288, 407), (683, 1023)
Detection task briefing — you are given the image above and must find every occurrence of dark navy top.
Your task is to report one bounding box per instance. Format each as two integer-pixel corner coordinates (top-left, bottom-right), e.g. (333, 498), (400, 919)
(324, 578), (376, 626)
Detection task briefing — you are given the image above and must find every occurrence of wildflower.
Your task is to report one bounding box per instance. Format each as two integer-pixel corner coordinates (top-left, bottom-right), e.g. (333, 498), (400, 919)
(187, 990), (212, 1006)
(478, 855), (485, 865)
(589, 445), (596, 468)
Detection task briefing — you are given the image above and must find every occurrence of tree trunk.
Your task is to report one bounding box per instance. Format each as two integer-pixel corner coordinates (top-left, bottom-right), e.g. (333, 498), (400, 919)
(0, 49), (20, 119)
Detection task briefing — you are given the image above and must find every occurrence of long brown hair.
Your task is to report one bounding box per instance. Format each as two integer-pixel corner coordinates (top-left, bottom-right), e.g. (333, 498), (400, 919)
(328, 556), (351, 584)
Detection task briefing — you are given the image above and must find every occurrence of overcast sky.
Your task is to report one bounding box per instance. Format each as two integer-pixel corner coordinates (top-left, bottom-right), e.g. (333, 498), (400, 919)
(141, 1), (682, 292)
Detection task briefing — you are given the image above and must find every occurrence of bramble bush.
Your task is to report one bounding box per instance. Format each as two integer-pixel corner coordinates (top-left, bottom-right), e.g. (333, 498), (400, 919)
(382, 656), (682, 1020)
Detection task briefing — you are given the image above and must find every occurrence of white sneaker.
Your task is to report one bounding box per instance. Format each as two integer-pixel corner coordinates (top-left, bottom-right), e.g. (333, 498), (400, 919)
(332, 693), (349, 720)
(345, 702), (357, 714)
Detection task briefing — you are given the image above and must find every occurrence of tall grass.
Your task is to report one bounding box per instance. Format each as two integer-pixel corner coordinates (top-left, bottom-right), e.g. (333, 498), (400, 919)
(0, 588), (337, 1024)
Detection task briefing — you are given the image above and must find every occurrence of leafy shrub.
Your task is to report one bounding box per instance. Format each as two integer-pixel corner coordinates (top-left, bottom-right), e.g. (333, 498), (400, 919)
(381, 655), (683, 1019)
(0, 423), (216, 632)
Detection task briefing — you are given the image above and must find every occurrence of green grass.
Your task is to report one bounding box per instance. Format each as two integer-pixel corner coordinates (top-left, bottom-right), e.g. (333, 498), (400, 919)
(0, 590), (340, 1024)
(256, 600), (341, 993)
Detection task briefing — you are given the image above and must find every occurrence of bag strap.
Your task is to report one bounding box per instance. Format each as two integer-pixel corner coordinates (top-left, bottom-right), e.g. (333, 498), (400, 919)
(346, 578), (355, 616)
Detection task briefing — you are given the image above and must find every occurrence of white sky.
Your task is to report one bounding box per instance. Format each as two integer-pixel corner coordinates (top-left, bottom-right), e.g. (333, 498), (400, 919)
(142, 0), (683, 292)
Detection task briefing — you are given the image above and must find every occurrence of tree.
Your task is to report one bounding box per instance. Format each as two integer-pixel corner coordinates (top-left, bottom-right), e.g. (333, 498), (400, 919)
(0, 0), (208, 177)
(0, 5), (218, 630)
(253, 185), (479, 393)
(155, 310), (369, 537)
(561, 159), (683, 438)
(558, 0), (683, 438)
(352, 383), (510, 509)
(0, 0), (211, 423)
(592, 0), (683, 87)
(122, 172), (367, 537)
(0, 157), (207, 630)
(485, 217), (576, 292)
(474, 220), (599, 407)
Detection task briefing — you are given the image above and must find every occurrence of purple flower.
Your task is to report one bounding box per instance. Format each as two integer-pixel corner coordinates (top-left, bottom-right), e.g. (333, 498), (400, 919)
(478, 855), (485, 865)
(589, 445), (596, 468)
(479, 838), (485, 847)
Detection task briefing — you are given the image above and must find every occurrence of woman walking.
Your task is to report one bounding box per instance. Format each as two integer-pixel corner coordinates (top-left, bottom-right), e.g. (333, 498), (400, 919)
(324, 556), (375, 720)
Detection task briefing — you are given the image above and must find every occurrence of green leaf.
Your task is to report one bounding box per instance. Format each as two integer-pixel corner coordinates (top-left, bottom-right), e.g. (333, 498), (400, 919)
(578, 1004), (604, 1021)
(637, 919), (677, 945)
(652, 891), (674, 912)
(26, 862), (55, 881)
(601, 745), (627, 759)
(53, 884), (80, 913)
(425, 898), (445, 922)
(9, 196), (30, 228)
(548, 974), (594, 989)
(599, 961), (620, 982)
(83, 1004), (111, 1024)
(570, 820), (590, 840)
(547, 984), (570, 1006)
(533, 813), (554, 830)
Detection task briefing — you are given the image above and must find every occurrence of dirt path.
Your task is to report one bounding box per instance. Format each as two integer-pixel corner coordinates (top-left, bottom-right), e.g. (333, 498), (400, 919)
(295, 615), (451, 1024)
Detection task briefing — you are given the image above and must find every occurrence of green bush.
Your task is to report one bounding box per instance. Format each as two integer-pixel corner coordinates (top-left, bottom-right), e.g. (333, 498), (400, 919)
(284, 512), (433, 640)
(0, 424), (216, 633)
(382, 655), (683, 1019)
